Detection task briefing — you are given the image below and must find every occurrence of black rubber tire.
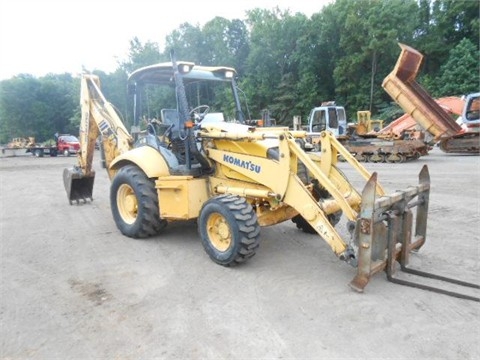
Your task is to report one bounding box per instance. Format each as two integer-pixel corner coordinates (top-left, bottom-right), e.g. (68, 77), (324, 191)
(110, 164), (167, 238)
(291, 177), (342, 234)
(198, 195), (260, 266)
(292, 211), (342, 234)
(292, 215), (317, 234)
(34, 149), (44, 157)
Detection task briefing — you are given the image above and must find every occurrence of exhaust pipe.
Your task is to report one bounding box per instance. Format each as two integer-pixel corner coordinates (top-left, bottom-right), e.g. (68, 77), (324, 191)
(63, 167), (95, 205)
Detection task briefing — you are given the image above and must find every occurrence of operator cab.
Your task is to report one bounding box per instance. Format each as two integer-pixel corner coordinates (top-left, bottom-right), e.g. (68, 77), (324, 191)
(128, 61), (248, 176)
(463, 93), (480, 125)
(308, 105), (347, 137)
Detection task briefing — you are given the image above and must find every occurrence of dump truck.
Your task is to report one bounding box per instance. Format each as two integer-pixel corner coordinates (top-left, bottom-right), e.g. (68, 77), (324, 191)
(377, 96), (467, 143)
(63, 53), (478, 300)
(382, 43), (480, 154)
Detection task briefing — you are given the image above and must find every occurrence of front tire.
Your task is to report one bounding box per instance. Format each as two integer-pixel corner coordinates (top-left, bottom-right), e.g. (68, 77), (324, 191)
(110, 165), (167, 238)
(199, 195), (260, 266)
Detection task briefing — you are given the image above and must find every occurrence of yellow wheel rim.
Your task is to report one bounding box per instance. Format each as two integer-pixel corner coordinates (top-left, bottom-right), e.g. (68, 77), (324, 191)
(206, 213), (232, 252)
(117, 184), (138, 224)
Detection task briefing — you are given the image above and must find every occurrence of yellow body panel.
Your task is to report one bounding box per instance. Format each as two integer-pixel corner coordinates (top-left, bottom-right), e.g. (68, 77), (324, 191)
(109, 146), (170, 179)
(156, 176), (209, 219)
(207, 147), (290, 197)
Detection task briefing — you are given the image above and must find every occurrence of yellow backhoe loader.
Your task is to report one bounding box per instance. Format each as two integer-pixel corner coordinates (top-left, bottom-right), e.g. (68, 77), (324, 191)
(63, 52), (478, 300)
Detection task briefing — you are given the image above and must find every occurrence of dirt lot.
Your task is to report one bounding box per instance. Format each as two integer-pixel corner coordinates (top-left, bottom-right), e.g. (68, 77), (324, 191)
(1, 148), (479, 359)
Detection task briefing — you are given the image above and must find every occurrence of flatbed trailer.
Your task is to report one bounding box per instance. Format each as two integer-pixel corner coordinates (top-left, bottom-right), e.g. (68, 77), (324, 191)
(26, 145), (59, 157)
(1, 146), (57, 158)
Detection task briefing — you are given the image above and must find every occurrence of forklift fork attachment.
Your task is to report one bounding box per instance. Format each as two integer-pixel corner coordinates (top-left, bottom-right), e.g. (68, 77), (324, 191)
(350, 164), (479, 301)
(63, 167), (95, 205)
(386, 213), (480, 302)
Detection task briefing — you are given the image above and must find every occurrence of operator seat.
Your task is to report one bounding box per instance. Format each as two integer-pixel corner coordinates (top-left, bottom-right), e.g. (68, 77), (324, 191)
(160, 108), (205, 176)
(161, 109), (180, 139)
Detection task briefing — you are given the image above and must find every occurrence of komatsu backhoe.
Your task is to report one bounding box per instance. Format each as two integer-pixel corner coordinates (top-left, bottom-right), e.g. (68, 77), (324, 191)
(63, 52), (478, 300)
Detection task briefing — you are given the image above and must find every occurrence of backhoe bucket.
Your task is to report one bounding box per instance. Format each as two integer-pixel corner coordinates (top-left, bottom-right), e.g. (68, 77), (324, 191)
(63, 167), (95, 205)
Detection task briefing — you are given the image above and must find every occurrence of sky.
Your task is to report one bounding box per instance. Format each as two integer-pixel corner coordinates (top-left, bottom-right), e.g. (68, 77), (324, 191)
(0, 0), (333, 80)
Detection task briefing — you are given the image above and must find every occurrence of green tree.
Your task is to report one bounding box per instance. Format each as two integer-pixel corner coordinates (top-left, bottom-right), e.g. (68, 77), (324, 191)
(164, 23), (204, 62)
(163, 17), (249, 71)
(120, 37), (162, 74)
(241, 8), (310, 123)
(201, 17), (249, 72)
(0, 74), (77, 143)
(415, 0), (479, 75)
(432, 38), (480, 96)
(326, 0), (418, 118)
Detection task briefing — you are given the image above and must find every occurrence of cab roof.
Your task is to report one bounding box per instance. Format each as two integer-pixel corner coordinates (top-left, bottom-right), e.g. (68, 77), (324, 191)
(128, 62), (237, 85)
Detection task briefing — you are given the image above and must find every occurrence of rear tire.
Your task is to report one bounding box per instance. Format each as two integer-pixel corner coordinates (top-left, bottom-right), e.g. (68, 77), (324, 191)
(34, 149), (44, 157)
(198, 195), (260, 266)
(110, 165), (167, 238)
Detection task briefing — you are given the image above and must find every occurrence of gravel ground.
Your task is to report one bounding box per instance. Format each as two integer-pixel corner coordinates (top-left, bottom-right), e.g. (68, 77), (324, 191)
(1, 147), (479, 359)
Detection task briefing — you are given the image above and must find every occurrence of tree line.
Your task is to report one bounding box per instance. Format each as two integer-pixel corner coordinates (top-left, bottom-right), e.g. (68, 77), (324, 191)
(0, 0), (478, 143)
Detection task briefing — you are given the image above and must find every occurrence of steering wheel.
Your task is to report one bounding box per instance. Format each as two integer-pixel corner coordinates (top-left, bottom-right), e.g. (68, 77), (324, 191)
(189, 105), (210, 122)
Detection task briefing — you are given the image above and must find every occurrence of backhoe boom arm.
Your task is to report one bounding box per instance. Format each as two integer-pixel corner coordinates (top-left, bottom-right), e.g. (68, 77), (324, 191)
(78, 75), (133, 179)
(63, 75), (133, 204)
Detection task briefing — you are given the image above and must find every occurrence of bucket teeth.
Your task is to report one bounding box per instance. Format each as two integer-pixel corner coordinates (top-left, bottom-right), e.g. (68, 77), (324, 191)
(63, 167), (95, 205)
